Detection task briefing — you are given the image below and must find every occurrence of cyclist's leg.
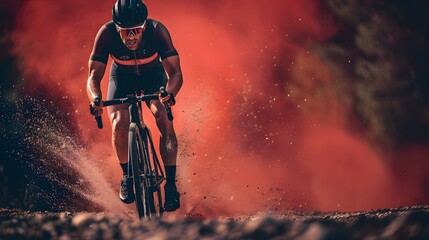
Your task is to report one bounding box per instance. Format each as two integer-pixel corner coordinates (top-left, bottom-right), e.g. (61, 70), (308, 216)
(148, 99), (178, 167)
(107, 105), (129, 165)
(107, 64), (135, 203)
(148, 99), (180, 211)
(143, 65), (178, 168)
(143, 65), (180, 211)
(107, 65), (132, 166)
(109, 106), (137, 203)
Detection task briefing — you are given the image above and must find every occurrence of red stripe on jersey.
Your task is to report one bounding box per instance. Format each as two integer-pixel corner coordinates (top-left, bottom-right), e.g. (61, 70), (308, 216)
(111, 53), (159, 66)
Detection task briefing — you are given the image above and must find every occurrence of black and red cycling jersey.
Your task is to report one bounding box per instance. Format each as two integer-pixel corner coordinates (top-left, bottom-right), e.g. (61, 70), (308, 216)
(90, 19), (178, 74)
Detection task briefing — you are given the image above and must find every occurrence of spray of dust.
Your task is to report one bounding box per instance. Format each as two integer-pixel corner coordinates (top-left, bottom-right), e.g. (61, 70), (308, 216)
(12, 0), (429, 217)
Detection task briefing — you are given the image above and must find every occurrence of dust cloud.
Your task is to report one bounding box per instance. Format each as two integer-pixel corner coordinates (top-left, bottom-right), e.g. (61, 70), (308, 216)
(11, 0), (428, 217)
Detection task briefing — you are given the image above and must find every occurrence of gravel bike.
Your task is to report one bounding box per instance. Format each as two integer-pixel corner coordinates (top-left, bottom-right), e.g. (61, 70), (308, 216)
(90, 87), (173, 219)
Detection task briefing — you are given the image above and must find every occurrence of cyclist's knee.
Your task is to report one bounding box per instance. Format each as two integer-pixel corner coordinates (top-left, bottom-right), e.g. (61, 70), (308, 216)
(149, 100), (167, 120)
(150, 101), (174, 133)
(110, 110), (129, 133)
(155, 109), (172, 128)
(151, 104), (165, 120)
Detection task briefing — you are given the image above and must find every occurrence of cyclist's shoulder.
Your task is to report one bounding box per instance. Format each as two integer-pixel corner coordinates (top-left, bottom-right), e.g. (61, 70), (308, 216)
(102, 21), (118, 33)
(147, 19), (169, 31)
(95, 21), (116, 47)
(147, 18), (159, 28)
(94, 21), (117, 42)
(94, 21), (116, 36)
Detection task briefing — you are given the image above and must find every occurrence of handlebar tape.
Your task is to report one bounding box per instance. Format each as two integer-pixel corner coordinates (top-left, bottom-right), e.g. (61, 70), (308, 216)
(93, 98), (103, 129)
(95, 115), (103, 129)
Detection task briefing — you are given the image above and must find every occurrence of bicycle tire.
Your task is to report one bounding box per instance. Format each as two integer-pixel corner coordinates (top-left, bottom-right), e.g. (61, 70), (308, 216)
(147, 174), (163, 216)
(130, 123), (163, 219)
(152, 186), (163, 216)
(129, 123), (147, 219)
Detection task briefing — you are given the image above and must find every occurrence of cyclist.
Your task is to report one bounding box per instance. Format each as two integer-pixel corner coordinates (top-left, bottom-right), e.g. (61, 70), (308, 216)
(87, 0), (182, 212)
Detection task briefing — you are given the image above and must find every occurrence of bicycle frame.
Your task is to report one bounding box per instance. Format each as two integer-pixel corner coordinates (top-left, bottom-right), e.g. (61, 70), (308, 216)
(129, 95), (165, 218)
(91, 90), (171, 219)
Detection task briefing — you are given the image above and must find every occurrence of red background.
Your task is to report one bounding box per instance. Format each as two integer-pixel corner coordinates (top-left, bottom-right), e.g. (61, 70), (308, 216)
(10, 0), (429, 217)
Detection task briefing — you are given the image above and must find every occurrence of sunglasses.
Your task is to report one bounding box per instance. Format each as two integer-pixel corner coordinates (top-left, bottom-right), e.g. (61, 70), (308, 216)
(116, 21), (146, 38)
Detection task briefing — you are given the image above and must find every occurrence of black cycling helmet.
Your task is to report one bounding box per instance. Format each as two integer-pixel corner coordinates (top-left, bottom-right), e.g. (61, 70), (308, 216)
(112, 0), (148, 27)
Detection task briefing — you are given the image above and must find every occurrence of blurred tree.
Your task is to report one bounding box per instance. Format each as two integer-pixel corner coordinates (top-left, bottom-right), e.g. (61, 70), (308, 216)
(318, 0), (429, 151)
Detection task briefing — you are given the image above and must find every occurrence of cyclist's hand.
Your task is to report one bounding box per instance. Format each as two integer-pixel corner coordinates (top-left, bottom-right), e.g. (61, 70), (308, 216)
(89, 97), (104, 116)
(159, 92), (176, 107)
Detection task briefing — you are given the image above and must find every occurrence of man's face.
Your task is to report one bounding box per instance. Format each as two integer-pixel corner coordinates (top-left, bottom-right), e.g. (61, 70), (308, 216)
(117, 22), (145, 50)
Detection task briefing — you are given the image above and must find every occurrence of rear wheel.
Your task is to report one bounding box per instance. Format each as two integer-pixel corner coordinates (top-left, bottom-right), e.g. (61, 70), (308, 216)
(148, 174), (163, 217)
(146, 128), (165, 217)
(138, 127), (163, 218)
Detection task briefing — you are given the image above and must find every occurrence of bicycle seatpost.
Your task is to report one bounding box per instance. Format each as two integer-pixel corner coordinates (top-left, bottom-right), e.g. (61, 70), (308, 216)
(159, 87), (174, 121)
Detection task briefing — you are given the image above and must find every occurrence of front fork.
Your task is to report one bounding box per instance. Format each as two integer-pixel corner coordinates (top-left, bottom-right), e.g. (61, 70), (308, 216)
(128, 96), (145, 178)
(128, 95), (145, 127)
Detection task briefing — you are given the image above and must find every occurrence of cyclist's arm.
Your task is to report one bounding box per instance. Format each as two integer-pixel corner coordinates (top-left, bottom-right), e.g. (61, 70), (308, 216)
(162, 55), (183, 97)
(154, 21), (183, 97)
(87, 24), (111, 102)
(87, 60), (106, 101)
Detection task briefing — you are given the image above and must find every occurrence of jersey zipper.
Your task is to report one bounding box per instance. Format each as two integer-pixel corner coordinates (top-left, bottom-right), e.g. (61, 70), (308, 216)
(133, 50), (140, 76)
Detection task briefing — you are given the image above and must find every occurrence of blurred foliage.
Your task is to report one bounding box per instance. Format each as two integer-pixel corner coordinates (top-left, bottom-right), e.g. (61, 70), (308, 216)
(317, 0), (429, 150)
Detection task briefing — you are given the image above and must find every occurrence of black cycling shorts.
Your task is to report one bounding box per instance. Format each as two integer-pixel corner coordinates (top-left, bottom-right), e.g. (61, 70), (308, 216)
(107, 62), (168, 100)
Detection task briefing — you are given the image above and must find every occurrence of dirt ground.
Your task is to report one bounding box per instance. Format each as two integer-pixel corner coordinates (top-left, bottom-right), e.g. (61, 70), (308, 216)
(1, 205), (428, 239)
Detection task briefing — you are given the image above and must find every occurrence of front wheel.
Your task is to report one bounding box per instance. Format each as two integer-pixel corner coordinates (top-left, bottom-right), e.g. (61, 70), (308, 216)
(129, 123), (148, 219)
